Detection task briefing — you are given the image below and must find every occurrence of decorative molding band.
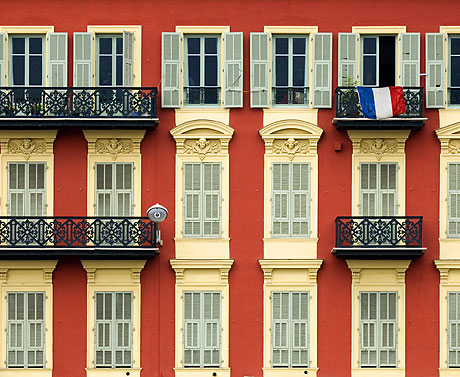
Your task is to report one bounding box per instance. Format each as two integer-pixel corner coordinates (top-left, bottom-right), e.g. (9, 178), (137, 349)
(183, 138), (222, 160)
(94, 138), (134, 160)
(258, 259), (323, 284)
(0, 130), (57, 157)
(347, 129), (410, 155)
(170, 259), (234, 284)
(434, 259), (460, 284)
(272, 138), (311, 160)
(0, 260), (58, 285)
(81, 260), (147, 285)
(8, 138), (47, 159)
(83, 130), (146, 155)
(360, 138), (398, 160)
(346, 260), (411, 285)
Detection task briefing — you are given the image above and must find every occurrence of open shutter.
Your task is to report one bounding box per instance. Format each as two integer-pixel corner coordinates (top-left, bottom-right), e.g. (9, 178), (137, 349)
(0, 32), (7, 86)
(224, 32), (243, 108)
(291, 163), (310, 237)
(114, 292), (132, 367)
(26, 292), (45, 368)
(183, 163), (202, 236)
(448, 292), (460, 366)
(312, 33), (332, 108)
(73, 32), (93, 87)
(359, 163), (378, 216)
(250, 32), (270, 108)
(48, 32), (67, 87)
(360, 292), (378, 367)
(27, 163), (46, 217)
(123, 31), (134, 86)
(8, 162), (26, 217)
(203, 292), (221, 367)
(162, 32), (181, 108)
(95, 164), (113, 216)
(95, 292), (113, 367)
(7, 292), (26, 367)
(448, 163), (460, 237)
(379, 163), (397, 217)
(203, 163), (221, 237)
(272, 292), (290, 367)
(183, 292), (201, 367)
(272, 163), (290, 236)
(115, 163), (133, 217)
(426, 33), (446, 108)
(290, 292), (309, 367)
(338, 33), (358, 86)
(378, 292), (397, 367)
(400, 33), (420, 87)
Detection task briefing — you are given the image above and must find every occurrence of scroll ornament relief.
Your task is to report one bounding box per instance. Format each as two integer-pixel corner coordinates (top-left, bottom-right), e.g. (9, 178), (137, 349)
(273, 138), (310, 160)
(95, 138), (133, 160)
(448, 140), (460, 154)
(184, 138), (221, 160)
(360, 138), (398, 160)
(8, 138), (46, 160)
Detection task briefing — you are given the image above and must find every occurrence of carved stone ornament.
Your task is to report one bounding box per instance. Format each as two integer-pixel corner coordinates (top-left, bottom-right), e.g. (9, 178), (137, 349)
(273, 138), (310, 160)
(448, 140), (460, 154)
(95, 138), (133, 160)
(8, 138), (46, 160)
(183, 138), (221, 160)
(360, 138), (398, 160)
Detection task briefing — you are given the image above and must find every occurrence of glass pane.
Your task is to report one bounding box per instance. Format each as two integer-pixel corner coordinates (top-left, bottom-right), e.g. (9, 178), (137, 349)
(116, 56), (123, 86)
(363, 37), (377, 54)
(363, 56), (377, 86)
(187, 38), (200, 54)
(12, 37), (25, 54)
(293, 56), (305, 86)
(205, 38), (217, 54)
(29, 56), (42, 85)
(293, 38), (306, 54)
(452, 38), (460, 55)
(116, 37), (123, 55)
(275, 38), (288, 54)
(452, 56), (460, 86)
(99, 56), (113, 86)
(12, 56), (25, 85)
(205, 56), (218, 86)
(187, 56), (200, 87)
(275, 56), (288, 86)
(99, 38), (112, 54)
(29, 38), (42, 54)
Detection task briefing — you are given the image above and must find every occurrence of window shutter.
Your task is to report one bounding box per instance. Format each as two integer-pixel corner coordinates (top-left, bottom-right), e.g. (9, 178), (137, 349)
(290, 292), (309, 367)
(183, 163), (202, 237)
(183, 292), (201, 367)
(8, 163), (26, 217)
(378, 292), (397, 367)
(400, 33), (420, 87)
(202, 292), (221, 367)
(291, 163), (310, 237)
(95, 164), (113, 216)
(95, 292), (113, 367)
(448, 292), (460, 366)
(379, 163), (397, 217)
(114, 292), (133, 367)
(0, 32), (7, 86)
(426, 33), (446, 108)
(123, 31), (134, 86)
(26, 293), (45, 367)
(360, 292), (378, 367)
(250, 32), (270, 108)
(115, 163), (133, 217)
(203, 163), (221, 237)
(73, 32), (93, 87)
(27, 163), (46, 217)
(224, 32), (243, 108)
(48, 32), (67, 87)
(161, 32), (181, 108)
(7, 292), (25, 367)
(448, 163), (460, 237)
(312, 33), (332, 108)
(359, 163), (378, 216)
(272, 163), (290, 236)
(338, 33), (358, 86)
(271, 292), (290, 367)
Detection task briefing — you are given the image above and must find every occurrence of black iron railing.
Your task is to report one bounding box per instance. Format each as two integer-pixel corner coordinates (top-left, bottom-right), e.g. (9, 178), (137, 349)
(335, 87), (423, 118)
(0, 87), (157, 118)
(272, 87), (309, 105)
(184, 87), (220, 105)
(335, 216), (423, 248)
(0, 217), (158, 248)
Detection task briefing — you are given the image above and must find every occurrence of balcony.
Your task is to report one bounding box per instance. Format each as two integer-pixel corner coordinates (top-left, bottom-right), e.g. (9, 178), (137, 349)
(333, 87), (426, 129)
(0, 87), (158, 128)
(272, 87), (309, 105)
(184, 87), (221, 105)
(0, 216), (159, 258)
(332, 216), (425, 259)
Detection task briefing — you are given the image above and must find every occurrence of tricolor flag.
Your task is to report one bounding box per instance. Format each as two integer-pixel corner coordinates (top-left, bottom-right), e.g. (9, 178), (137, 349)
(357, 86), (407, 120)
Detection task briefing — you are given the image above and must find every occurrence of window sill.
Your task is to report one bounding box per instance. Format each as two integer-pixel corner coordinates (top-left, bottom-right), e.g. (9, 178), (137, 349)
(262, 367), (318, 377)
(85, 368), (141, 377)
(263, 108), (318, 127)
(174, 237), (230, 259)
(439, 367), (460, 377)
(351, 368), (404, 377)
(439, 238), (460, 259)
(0, 369), (52, 377)
(175, 108), (229, 125)
(263, 237), (318, 259)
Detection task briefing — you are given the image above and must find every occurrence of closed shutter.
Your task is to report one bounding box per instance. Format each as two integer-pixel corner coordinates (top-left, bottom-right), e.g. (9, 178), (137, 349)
(400, 33), (420, 87)
(161, 32), (181, 108)
(115, 163), (133, 217)
(312, 33), (332, 108)
(27, 163), (46, 217)
(448, 292), (460, 367)
(7, 292), (26, 367)
(26, 292), (45, 368)
(95, 292), (112, 367)
(338, 33), (358, 86)
(114, 292), (132, 367)
(183, 163), (202, 236)
(359, 163), (378, 216)
(448, 163), (460, 237)
(250, 32), (270, 108)
(95, 164), (113, 216)
(123, 31), (134, 86)
(291, 163), (310, 237)
(272, 292), (290, 367)
(272, 163), (290, 236)
(203, 292), (221, 367)
(379, 163), (397, 217)
(0, 32), (5, 86)
(360, 292), (378, 367)
(378, 292), (397, 367)
(224, 32), (243, 108)
(426, 33), (446, 108)
(73, 32), (93, 87)
(203, 163), (221, 236)
(48, 32), (68, 87)
(8, 162), (26, 217)
(183, 292), (201, 367)
(290, 292), (309, 367)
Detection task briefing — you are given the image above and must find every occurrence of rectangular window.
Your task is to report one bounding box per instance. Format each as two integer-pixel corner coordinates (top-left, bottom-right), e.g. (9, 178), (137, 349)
(183, 291), (221, 368)
(448, 292), (460, 367)
(184, 35), (220, 105)
(273, 35), (308, 105)
(271, 292), (309, 368)
(183, 162), (221, 237)
(95, 292), (133, 368)
(10, 35), (45, 86)
(449, 36), (460, 105)
(7, 292), (45, 368)
(95, 163), (133, 216)
(448, 163), (460, 237)
(8, 162), (46, 216)
(97, 35), (123, 87)
(361, 36), (396, 87)
(359, 292), (397, 368)
(359, 162), (397, 216)
(272, 162), (310, 237)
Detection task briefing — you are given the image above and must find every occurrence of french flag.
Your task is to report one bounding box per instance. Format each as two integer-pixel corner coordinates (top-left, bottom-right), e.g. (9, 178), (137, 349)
(357, 86), (407, 120)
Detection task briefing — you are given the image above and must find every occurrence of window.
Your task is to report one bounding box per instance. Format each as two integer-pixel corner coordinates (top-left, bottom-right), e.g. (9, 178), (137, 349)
(359, 292), (397, 368)
(271, 292), (309, 368)
(183, 291), (221, 368)
(9, 35), (45, 86)
(448, 292), (460, 367)
(7, 292), (45, 368)
(272, 162), (310, 237)
(449, 36), (460, 105)
(183, 162), (221, 237)
(361, 36), (396, 87)
(96, 35), (123, 87)
(447, 163), (460, 237)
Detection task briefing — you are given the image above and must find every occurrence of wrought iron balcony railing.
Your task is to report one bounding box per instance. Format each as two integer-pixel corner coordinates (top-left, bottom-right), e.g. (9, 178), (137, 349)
(272, 87), (309, 105)
(184, 87), (221, 105)
(0, 87), (157, 118)
(335, 87), (423, 118)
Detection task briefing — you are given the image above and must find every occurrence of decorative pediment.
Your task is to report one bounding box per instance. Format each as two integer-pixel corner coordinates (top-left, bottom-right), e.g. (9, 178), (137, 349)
(0, 130), (57, 157)
(436, 121), (460, 154)
(348, 129), (410, 155)
(83, 130), (145, 156)
(170, 119), (234, 155)
(259, 119), (323, 155)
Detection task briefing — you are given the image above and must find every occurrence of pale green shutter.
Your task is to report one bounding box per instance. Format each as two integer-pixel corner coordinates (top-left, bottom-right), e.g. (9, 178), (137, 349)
(95, 292), (113, 367)
(114, 292), (133, 367)
(183, 292), (201, 367)
(123, 31), (134, 86)
(115, 163), (133, 217)
(338, 33), (358, 86)
(400, 33), (420, 87)
(183, 163), (202, 236)
(272, 163), (290, 236)
(448, 292), (460, 367)
(290, 292), (309, 367)
(250, 32), (270, 108)
(379, 163), (397, 217)
(426, 33), (446, 108)
(359, 163), (378, 216)
(360, 292), (378, 367)
(272, 292), (290, 367)
(28, 163), (46, 217)
(312, 33), (332, 108)
(8, 162), (26, 216)
(224, 32), (243, 108)
(48, 32), (68, 87)
(95, 164), (113, 216)
(379, 292), (397, 367)
(26, 293), (45, 368)
(448, 163), (460, 237)
(0, 32), (5, 86)
(161, 32), (181, 108)
(203, 163), (221, 237)
(203, 292), (221, 367)
(73, 32), (93, 87)
(7, 292), (25, 367)
(291, 163), (310, 237)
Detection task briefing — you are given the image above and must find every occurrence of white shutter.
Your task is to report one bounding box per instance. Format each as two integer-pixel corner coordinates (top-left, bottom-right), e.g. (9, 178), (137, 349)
(359, 163), (378, 216)
(8, 162), (26, 217)
(48, 32), (67, 87)
(183, 292), (201, 367)
(115, 163), (133, 217)
(95, 163), (113, 216)
(26, 293), (45, 368)
(0, 32), (7, 86)
(426, 33), (446, 108)
(123, 31), (134, 86)
(448, 292), (460, 367)
(114, 292), (132, 367)
(73, 32), (93, 87)
(338, 33), (358, 86)
(448, 163), (460, 237)
(95, 292), (113, 367)
(161, 32), (181, 108)
(291, 163), (310, 237)
(360, 292), (378, 367)
(7, 292), (25, 367)
(224, 32), (243, 108)
(27, 163), (46, 217)
(203, 163), (221, 236)
(272, 163), (290, 236)
(379, 163), (397, 217)
(400, 33), (420, 87)
(272, 292), (290, 367)
(183, 163), (202, 236)
(250, 32), (270, 108)
(378, 292), (397, 367)
(202, 292), (221, 366)
(290, 292), (309, 367)
(312, 33), (332, 108)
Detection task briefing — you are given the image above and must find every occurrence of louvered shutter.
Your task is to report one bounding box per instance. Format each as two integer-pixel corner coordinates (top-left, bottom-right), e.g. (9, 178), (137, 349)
(379, 163), (397, 217)
(7, 292), (26, 367)
(359, 163), (378, 216)
(338, 33), (358, 86)
(0, 32), (5, 86)
(28, 163), (46, 217)
(203, 163), (221, 236)
(448, 163), (460, 237)
(123, 31), (134, 86)
(183, 163), (202, 236)
(400, 33), (420, 87)
(224, 32), (243, 108)
(360, 292), (378, 367)
(426, 33), (446, 108)
(379, 292), (397, 367)
(290, 292), (309, 367)
(95, 164), (113, 216)
(272, 292), (290, 367)
(95, 292), (113, 367)
(73, 32), (93, 87)
(8, 162), (26, 216)
(250, 32), (270, 108)
(203, 292), (221, 367)
(114, 292), (133, 367)
(448, 292), (460, 366)
(183, 292), (201, 367)
(26, 293), (45, 368)
(272, 163), (290, 236)
(115, 163), (133, 217)
(161, 32), (181, 108)
(291, 163), (310, 237)
(312, 33), (332, 108)
(48, 32), (67, 87)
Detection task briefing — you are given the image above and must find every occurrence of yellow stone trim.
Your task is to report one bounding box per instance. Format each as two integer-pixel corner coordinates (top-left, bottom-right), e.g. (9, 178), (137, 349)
(175, 109), (229, 126)
(81, 260), (146, 372)
(347, 260), (410, 374)
(263, 109), (318, 127)
(87, 25), (141, 87)
(0, 260), (57, 375)
(174, 368), (230, 377)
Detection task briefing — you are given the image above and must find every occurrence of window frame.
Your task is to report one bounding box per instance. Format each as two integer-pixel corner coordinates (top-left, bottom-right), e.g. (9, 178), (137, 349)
(95, 34), (124, 87)
(360, 35), (397, 87)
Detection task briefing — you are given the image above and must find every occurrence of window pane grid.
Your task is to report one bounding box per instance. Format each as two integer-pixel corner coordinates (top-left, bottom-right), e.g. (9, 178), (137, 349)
(10, 35), (44, 86)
